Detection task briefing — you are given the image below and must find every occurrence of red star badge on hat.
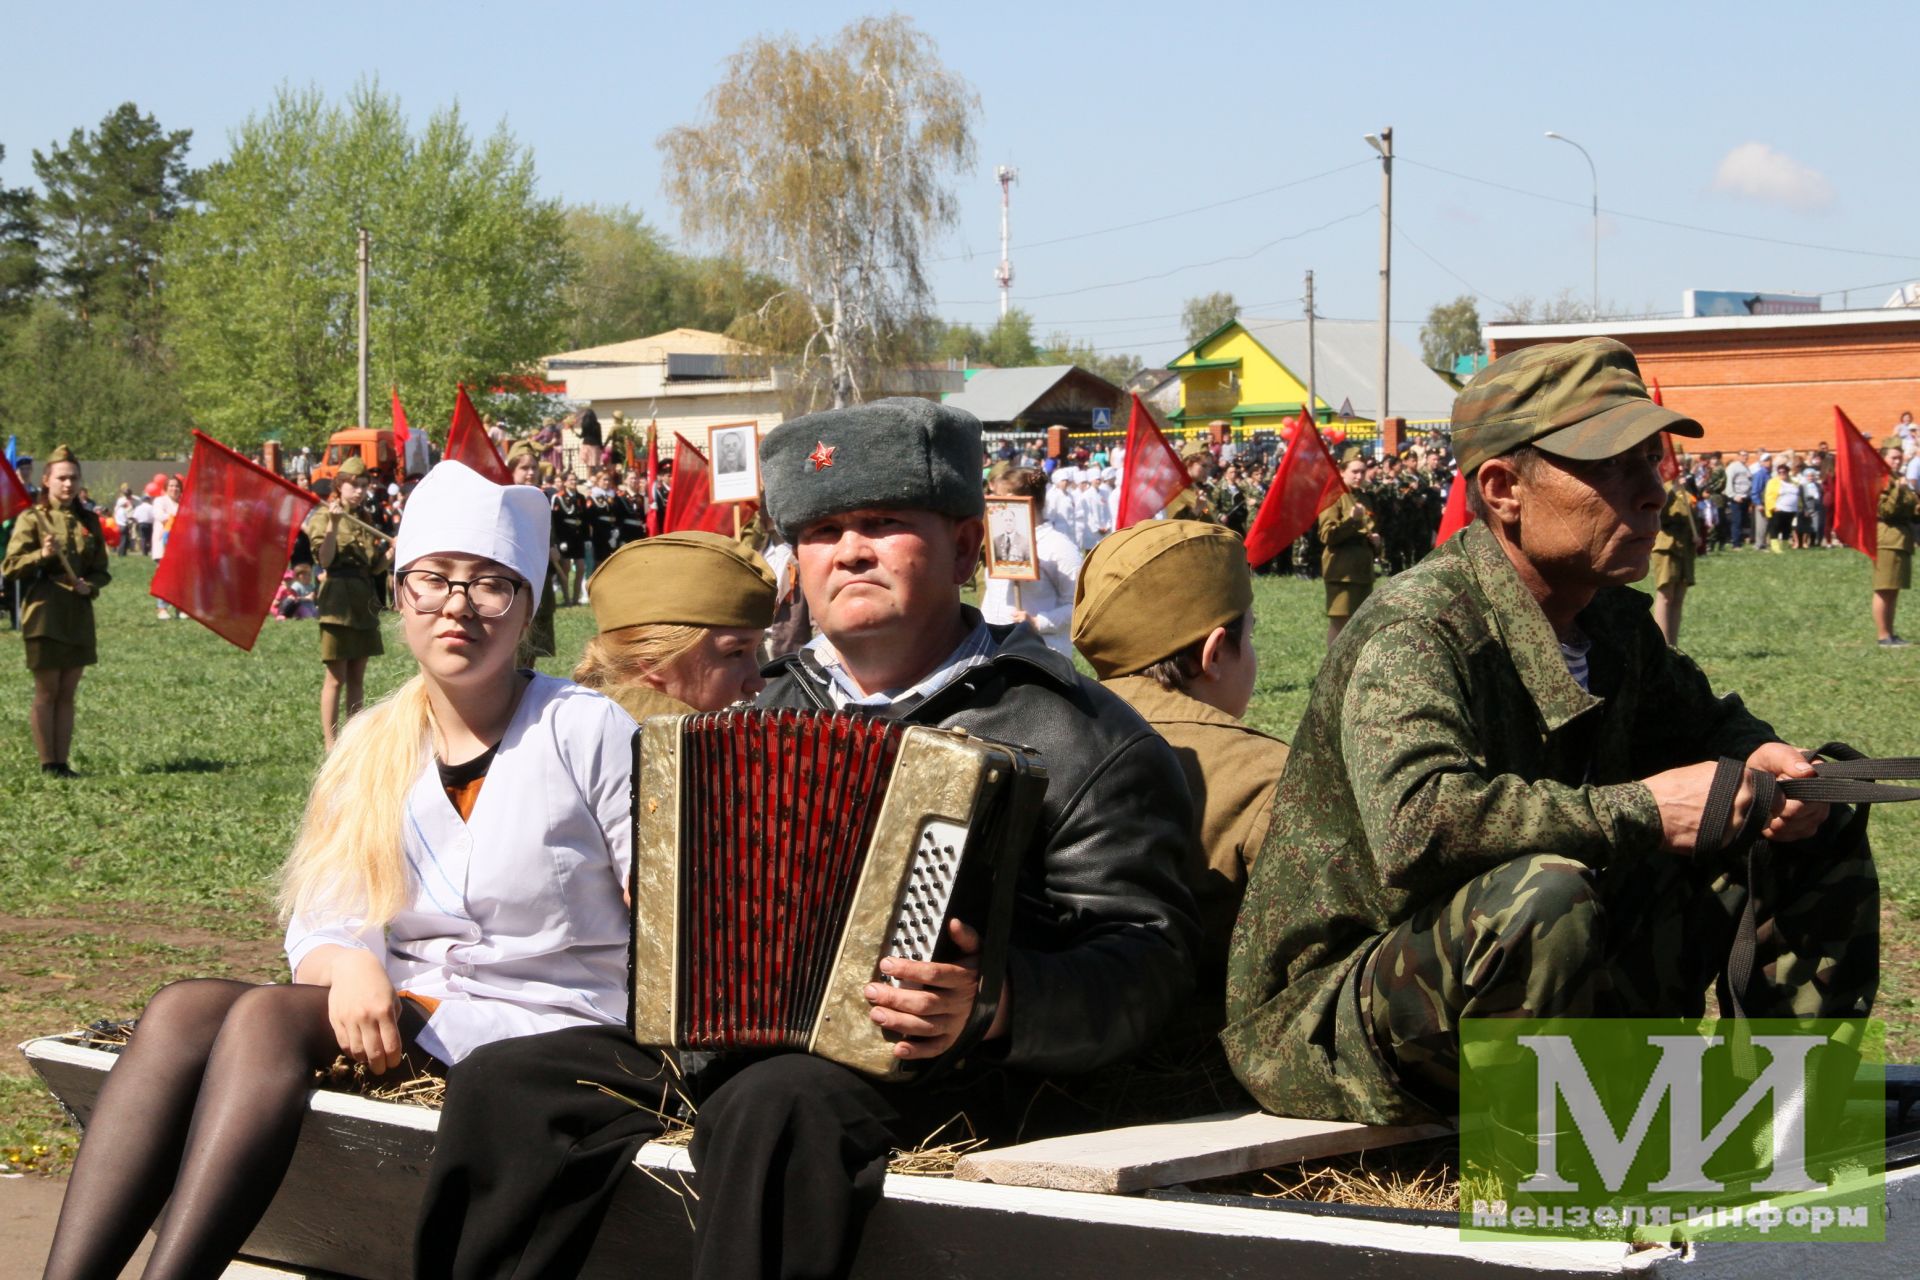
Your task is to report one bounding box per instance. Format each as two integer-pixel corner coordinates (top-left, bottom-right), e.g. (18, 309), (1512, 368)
(808, 441), (836, 471)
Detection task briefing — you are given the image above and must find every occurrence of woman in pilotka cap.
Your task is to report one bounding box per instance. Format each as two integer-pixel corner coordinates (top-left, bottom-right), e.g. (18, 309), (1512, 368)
(1, 443), (109, 777)
(506, 437), (566, 661)
(574, 529), (777, 718)
(41, 462), (638, 1280)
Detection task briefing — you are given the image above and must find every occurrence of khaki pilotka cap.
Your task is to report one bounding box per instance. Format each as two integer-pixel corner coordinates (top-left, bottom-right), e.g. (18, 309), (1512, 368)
(1072, 521), (1253, 678)
(586, 530), (776, 633)
(1451, 337), (1702, 475)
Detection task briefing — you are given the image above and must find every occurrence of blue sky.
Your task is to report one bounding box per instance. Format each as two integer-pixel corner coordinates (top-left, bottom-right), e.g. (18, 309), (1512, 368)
(7, 1), (1917, 364)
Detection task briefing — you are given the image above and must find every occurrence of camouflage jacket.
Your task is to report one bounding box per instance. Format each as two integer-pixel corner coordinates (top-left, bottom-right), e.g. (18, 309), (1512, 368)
(1222, 519), (1778, 1123)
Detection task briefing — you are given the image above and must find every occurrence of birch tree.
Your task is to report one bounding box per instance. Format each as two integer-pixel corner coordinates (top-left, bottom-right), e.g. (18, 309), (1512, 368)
(659, 15), (977, 409)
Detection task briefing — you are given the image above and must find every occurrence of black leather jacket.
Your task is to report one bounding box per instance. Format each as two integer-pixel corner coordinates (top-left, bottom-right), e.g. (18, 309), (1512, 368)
(758, 620), (1201, 1075)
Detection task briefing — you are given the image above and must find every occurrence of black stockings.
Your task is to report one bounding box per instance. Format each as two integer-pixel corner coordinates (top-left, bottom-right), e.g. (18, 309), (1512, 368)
(42, 979), (415, 1280)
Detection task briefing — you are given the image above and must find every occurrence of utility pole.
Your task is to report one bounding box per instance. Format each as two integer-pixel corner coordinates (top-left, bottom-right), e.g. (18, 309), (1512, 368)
(1304, 270), (1317, 428)
(356, 227), (371, 430)
(1364, 128), (1393, 429)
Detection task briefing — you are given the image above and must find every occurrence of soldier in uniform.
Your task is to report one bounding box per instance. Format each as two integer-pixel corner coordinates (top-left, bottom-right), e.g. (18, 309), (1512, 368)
(1650, 477), (1698, 646)
(1072, 520), (1289, 999)
(2, 444), (109, 777)
(305, 455), (389, 750)
(1224, 337), (1873, 1126)
(1168, 442), (1217, 522)
(1875, 443), (1920, 647)
(571, 530), (776, 721)
(1319, 449), (1378, 644)
(507, 440), (566, 662)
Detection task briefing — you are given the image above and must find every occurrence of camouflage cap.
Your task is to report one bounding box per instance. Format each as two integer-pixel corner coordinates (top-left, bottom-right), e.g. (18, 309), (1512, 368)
(1450, 337), (1701, 475)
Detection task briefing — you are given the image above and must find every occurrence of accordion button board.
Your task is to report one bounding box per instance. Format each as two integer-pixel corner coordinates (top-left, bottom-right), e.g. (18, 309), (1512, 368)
(628, 708), (1043, 1079)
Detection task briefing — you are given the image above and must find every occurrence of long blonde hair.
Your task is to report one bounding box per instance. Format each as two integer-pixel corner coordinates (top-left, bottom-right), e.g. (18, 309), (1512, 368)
(277, 675), (431, 928)
(572, 623), (704, 693)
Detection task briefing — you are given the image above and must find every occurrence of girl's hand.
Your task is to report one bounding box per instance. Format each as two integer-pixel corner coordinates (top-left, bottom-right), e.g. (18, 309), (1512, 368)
(325, 948), (404, 1075)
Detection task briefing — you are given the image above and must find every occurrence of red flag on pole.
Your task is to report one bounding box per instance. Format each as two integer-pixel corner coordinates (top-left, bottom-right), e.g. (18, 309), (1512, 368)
(0, 453), (29, 523)
(1647, 379), (1681, 483)
(445, 384), (510, 484)
(663, 434), (755, 535)
(644, 419), (661, 537)
(390, 386), (411, 450)
(1113, 395), (1190, 529)
(1832, 405), (1890, 560)
(1434, 471), (1473, 547)
(152, 431), (321, 650)
(1243, 416), (1346, 566)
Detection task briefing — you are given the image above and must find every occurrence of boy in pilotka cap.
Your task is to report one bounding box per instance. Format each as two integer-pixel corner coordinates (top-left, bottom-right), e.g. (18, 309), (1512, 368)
(1072, 520), (1289, 997)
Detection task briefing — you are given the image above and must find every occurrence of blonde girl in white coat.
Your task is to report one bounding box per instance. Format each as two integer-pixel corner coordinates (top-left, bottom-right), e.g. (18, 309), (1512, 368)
(43, 463), (636, 1280)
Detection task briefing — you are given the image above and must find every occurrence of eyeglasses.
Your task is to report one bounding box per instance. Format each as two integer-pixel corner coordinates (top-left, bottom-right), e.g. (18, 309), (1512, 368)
(397, 570), (523, 618)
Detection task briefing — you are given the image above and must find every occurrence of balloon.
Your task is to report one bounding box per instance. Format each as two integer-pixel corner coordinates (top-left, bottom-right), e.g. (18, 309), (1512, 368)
(1325, 429), (1347, 447)
(144, 480), (163, 496)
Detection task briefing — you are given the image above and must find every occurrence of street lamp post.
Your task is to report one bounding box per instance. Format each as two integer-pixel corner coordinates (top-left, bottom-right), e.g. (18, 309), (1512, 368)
(1545, 130), (1598, 319)
(1364, 128), (1392, 427)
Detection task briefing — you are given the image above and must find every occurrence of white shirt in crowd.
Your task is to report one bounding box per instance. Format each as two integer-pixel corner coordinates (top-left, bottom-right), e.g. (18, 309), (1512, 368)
(980, 520), (1084, 656)
(285, 675), (636, 1065)
(150, 492), (179, 559)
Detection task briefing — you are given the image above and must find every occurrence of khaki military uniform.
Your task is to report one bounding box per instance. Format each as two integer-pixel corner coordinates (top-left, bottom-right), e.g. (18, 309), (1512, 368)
(2, 504), (111, 669)
(1101, 674), (1287, 983)
(305, 507), (388, 662)
(1651, 483), (1697, 590)
(1223, 520), (1875, 1124)
(1318, 492), (1375, 617)
(1167, 481), (1215, 523)
(1876, 477), (1919, 591)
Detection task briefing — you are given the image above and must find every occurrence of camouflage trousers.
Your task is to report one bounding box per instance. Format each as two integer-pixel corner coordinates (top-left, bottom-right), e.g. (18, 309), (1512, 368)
(1359, 813), (1879, 1112)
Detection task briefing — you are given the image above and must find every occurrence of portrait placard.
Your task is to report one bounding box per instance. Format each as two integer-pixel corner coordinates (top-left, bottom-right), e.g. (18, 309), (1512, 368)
(984, 495), (1039, 582)
(708, 423), (761, 505)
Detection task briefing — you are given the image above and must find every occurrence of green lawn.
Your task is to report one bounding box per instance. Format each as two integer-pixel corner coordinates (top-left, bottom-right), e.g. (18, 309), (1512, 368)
(3, 545), (1917, 1174)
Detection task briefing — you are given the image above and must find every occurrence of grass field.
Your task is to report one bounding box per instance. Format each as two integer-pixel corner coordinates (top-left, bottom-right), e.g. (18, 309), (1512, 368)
(4, 545), (1919, 1175)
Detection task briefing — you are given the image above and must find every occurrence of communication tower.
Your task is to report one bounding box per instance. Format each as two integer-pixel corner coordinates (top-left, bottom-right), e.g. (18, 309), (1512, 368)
(995, 165), (1018, 317)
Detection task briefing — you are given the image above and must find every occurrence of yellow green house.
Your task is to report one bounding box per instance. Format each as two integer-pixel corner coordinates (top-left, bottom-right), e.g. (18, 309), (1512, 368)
(1169, 316), (1456, 439)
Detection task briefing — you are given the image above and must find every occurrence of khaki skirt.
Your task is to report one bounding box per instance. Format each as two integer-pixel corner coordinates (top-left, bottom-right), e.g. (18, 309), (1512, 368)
(320, 622), (384, 663)
(1326, 581), (1371, 619)
(1652, 551), (1695, 591)
(24, 635), (96, 671)
(1876, 548), (1912, 592)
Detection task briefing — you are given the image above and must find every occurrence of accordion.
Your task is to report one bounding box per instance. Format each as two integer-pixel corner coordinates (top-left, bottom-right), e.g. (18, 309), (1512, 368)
(629, 708), (1046, 1077)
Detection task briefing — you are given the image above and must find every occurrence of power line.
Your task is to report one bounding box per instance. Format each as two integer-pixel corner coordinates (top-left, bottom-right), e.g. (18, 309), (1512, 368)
(931, 159), (1374, 263)
(938, 206), (1376, 306)
(1399, 156), (1920, 263)
(1391, 222), (1518, 313)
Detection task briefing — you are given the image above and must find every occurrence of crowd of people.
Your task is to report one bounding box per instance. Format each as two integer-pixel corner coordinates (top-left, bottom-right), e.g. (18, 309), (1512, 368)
(12, 338), (1903, 1279)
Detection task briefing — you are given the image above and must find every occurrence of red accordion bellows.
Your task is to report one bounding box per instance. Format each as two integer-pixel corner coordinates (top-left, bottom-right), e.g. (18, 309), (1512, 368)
(678, 710), (904, 1048)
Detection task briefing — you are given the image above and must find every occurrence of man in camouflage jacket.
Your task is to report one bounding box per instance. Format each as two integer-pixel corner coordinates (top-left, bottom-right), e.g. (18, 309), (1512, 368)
(1223, 338), (1876, 1124)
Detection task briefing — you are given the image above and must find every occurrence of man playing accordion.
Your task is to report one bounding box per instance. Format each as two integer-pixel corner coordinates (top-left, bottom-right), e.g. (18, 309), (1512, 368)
(416, 398), (1202, 1279)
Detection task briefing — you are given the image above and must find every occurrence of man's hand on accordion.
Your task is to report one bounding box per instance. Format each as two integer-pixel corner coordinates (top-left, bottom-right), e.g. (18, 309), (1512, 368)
(865, 919), (1011, 1060)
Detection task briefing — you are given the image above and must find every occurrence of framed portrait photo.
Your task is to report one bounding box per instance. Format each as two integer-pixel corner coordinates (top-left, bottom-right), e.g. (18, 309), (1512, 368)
(708, 422), (761, 505)
(984, 495), (1039, 582)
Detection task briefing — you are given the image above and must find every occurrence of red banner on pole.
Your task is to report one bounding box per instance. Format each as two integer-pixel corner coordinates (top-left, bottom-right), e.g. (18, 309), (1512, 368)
(152, 431), (320, 650)
(1434, 471), (1473, 547)
(1113, 395), (1190, 529)
(1244, 416), (1346, 566)
(1833, 405), (1890, 561)
(1648, 379), (1680, 483)
(445, 384), (509, 484)
(662, 434), (755, 535)
(390, 386), (411, 449)
(0, 453), (29, 523)
(645, 420), (661, 537)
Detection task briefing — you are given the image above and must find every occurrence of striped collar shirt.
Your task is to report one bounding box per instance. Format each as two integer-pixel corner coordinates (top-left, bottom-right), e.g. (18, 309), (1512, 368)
(804, 608), (998, 716)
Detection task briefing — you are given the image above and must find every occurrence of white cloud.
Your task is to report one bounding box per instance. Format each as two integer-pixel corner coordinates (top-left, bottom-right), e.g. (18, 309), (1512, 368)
(1711, 142), (1834, 212)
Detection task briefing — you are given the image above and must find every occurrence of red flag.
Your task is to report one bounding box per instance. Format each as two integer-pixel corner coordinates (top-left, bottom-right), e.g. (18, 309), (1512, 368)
(445, 384), (510, 484)
(1244, 416), (1346, 566)
(1434, 471), (1473, 547)
(1114, 395), (1190, 529)
(390, 386), (411, 449)
(1647, 379), (1681, 483)
(644, 420), (661, 537)
(0, 453), (29, 523)
(663, 434), (756, 536)
(1832, 405), (1890, 560)
(152, 431), (320, 651)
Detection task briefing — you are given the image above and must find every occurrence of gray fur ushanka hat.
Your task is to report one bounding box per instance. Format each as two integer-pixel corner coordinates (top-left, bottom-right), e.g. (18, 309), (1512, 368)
(760, 396), (986, 539)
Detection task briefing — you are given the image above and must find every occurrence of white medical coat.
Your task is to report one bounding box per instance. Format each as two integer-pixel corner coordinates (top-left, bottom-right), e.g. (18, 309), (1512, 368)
(285, 674), (637, 1064)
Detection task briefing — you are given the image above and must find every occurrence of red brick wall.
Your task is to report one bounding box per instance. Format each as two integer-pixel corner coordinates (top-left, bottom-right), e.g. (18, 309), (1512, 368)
(1488, 321), (1920, 453)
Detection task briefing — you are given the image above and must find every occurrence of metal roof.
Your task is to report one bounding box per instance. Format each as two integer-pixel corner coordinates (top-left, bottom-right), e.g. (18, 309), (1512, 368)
(941, 365), (1113, 424)
(1228, 317), (1457, 421)
(542, 328), (751, 369)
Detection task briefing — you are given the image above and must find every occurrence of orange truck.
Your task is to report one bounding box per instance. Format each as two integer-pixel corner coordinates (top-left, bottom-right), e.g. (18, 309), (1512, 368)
(308, 429), (399, 491)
